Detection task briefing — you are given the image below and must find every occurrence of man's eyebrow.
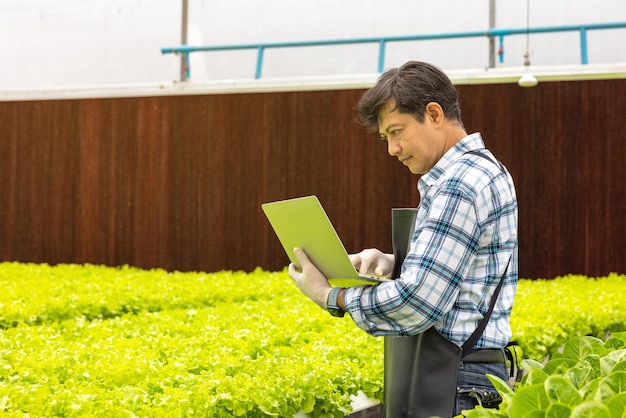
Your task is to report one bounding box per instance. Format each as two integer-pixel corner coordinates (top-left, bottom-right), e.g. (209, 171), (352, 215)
(380, 123), (402, 135)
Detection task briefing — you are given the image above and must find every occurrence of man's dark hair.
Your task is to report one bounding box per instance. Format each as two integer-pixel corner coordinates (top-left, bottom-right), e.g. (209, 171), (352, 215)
(358, 61), (464, 132)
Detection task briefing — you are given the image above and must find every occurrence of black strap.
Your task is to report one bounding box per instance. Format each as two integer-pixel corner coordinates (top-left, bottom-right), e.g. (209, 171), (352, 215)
(460, 148), (510, 357)
(461, 261), (509, 357)
(464, 149), (506, 173)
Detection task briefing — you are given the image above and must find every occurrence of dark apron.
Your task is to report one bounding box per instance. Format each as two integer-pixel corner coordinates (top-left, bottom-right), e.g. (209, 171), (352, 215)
(383, 328), (461, 418)
(384, 208), (459, 418)
(384, 207), (508, 418)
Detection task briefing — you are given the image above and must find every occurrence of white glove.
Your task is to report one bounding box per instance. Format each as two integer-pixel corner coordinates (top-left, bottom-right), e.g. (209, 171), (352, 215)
(288, 247), (333, 309)
(349, 248), (395, 278)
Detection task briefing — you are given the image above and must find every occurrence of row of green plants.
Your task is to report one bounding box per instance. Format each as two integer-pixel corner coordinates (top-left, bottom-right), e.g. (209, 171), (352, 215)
(1, 263), (382, 417)
(0, 262), (625, 417)
(508, 273), (624, 361)
(463, 333), (626, 417)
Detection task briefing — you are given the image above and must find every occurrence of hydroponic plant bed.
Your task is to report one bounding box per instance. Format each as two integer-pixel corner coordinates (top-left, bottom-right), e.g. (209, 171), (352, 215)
(1, 262), (625, 417)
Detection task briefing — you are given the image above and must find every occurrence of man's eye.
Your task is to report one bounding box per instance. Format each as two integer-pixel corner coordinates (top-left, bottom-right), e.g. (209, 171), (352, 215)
(379, 135), (387, 141)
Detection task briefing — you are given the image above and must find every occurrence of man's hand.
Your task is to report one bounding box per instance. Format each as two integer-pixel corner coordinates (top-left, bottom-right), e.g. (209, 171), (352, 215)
(349, 249), (395, 278)
(288, 247), (333, 309)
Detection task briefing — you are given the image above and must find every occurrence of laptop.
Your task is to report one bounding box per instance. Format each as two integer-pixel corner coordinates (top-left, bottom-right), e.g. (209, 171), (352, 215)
(262, 195), (391, 287)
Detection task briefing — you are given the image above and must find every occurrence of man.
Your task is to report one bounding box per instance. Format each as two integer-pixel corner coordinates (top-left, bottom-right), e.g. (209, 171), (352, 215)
(289, 61), (518, 417)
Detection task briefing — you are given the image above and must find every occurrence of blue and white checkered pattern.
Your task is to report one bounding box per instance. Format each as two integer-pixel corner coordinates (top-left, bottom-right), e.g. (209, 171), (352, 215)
(344, 133), (518, 349)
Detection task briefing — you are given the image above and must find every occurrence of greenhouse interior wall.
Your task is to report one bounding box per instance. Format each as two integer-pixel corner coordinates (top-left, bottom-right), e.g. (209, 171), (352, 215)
(1, 72), (625, 280)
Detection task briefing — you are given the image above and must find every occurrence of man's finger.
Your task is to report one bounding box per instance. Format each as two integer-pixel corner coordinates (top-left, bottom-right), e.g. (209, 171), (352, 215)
(359, 259), (373, 275)
(293, 247), (307, 262)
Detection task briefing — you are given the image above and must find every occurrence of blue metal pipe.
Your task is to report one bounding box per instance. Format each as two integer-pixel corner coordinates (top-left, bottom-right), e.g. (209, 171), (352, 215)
(487, 21), (626, 37)
(580, 27), (589, 65)
(255, 46), (265, 79)
(498, 35), (505, 64)
(160, 22), (626, 79)
(184, 52), (190, 79)
(377, 40), (386, 74)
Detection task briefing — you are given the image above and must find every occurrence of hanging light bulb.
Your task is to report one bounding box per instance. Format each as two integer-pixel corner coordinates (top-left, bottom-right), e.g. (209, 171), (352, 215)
(518, 72), (538, 87)
(518, 0), (538, 87)
(518, 49), (538, 87)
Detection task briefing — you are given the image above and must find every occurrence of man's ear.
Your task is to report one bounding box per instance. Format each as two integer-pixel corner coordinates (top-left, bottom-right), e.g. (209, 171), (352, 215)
(424, 102), (445, 126)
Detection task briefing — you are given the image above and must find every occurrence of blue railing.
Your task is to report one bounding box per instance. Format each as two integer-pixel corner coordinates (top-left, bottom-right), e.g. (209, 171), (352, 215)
(161, 22), (626, 80)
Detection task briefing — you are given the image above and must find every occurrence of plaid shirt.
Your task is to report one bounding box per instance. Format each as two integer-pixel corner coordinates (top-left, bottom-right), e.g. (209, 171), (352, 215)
(344, 133), (518, 349)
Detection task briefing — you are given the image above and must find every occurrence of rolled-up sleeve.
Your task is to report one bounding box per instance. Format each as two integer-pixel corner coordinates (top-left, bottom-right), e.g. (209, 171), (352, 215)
(344, 187), (480, 337)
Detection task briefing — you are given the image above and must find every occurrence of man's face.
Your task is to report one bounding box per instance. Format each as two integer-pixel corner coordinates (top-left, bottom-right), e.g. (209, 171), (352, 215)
(377, 99), (442, 175)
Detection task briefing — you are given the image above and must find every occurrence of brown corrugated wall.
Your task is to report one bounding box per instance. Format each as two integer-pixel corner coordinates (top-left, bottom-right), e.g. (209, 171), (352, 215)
(1, 79), (625, 279)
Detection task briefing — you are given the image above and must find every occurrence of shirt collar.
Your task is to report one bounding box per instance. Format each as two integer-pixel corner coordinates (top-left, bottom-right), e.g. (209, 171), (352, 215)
(418, 132), (485, 193)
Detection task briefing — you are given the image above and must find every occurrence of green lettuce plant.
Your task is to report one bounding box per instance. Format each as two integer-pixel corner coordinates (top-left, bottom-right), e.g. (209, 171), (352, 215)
(1, 262), (625, 417)
(0, 263), (384, 417)
(509, 273), (625, 361)
(462, 333), (626, 417)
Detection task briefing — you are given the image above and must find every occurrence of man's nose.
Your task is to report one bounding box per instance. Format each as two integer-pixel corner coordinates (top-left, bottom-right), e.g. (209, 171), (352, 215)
(387, 139), (400, 156)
